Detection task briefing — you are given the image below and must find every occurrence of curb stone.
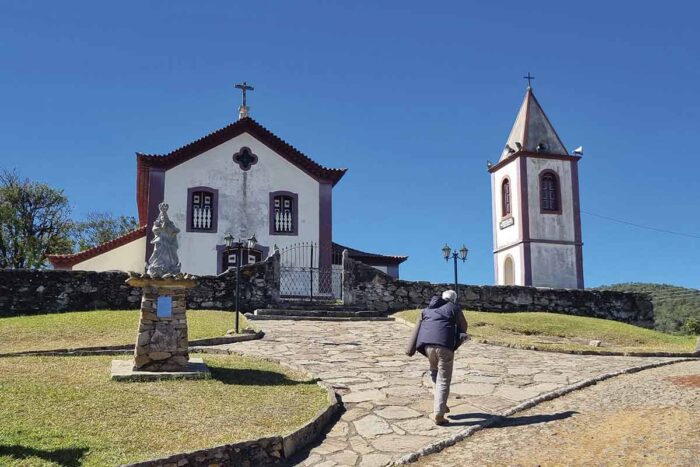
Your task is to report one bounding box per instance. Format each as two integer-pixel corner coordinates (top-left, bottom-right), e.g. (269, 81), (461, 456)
(392, 316), (699, 358)
(0, 331), (265, 358)
(390, 358), (695, 465)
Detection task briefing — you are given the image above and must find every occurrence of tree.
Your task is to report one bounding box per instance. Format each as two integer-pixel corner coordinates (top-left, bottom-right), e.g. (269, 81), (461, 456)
(0, 170), (73, 269)
(73, 211), (140, 251)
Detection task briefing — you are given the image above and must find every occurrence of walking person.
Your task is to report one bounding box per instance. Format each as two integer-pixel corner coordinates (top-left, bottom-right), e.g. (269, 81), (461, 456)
(411, 290), (468, 425)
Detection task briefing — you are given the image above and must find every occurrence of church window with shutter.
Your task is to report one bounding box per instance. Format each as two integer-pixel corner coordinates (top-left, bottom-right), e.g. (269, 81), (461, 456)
(540, 171), (560, 213)
(270, 191), (298, 235)
(501, 178), (511, 217)
(187, 187), (218, 232)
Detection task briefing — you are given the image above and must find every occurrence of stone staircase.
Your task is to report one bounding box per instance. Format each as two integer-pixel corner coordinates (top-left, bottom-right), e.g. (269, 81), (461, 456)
(247, 301), (391, 321)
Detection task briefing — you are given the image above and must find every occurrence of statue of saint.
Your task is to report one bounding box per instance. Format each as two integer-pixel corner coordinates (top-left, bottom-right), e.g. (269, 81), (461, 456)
(147, 203), (181, 277)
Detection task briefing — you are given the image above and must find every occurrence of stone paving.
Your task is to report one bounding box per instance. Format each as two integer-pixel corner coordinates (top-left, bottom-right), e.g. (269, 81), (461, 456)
(212, 319), (684, 467)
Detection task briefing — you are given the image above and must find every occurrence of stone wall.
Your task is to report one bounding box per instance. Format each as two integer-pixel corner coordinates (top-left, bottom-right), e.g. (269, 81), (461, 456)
(0, 269), (142, 316)
(124, 436), (285, 467)
(0, 252), (281, 317)
(187, 251), (280, 311)
(342, 255), (654, 327)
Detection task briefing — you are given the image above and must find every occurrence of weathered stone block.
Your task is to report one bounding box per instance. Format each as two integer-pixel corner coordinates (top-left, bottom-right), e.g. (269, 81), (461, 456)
(134, 355), (151, 367)
(150, 351), (172, 360)
(137, 331), (150, 347)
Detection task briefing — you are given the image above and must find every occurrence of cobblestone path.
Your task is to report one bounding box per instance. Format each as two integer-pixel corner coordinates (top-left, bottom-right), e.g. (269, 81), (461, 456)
(414, 359), (700, 466)
(212, 319), (685, 467)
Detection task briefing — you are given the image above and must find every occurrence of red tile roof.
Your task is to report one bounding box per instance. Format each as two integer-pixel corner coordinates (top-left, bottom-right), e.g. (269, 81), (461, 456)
(47, 225), (147, 268)
(135, 117), (347, 224)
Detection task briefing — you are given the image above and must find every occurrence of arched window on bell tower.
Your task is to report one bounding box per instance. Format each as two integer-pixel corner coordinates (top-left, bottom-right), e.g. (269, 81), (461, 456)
(540, 171), (560, 213)
(501, 178), (511, 217)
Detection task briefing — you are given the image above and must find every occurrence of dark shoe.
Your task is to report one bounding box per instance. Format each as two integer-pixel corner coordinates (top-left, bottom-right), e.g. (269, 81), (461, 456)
(430, 414), (448, 425)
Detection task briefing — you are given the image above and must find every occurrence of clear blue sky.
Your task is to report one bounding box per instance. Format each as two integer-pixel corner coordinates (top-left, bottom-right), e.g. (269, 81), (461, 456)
(1, 1), (699, 288)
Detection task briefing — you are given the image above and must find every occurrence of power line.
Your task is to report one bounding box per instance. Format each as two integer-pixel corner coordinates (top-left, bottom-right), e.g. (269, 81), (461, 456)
(582, 210), (700, 239)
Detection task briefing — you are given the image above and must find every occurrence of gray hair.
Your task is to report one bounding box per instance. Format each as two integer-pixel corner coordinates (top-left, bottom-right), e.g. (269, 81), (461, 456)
(442, 290), (457, 303)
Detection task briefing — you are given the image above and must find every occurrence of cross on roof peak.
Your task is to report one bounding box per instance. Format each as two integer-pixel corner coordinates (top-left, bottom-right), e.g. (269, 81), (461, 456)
(523, 72), (535, 88)
(234, 81), (254, 119)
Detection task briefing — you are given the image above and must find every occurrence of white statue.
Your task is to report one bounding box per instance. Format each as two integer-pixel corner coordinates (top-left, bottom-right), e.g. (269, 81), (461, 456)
(147, 203), (181, 277)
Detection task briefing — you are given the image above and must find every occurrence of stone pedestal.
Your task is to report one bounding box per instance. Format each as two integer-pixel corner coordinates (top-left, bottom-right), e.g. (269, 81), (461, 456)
(125, 274), (198, 372)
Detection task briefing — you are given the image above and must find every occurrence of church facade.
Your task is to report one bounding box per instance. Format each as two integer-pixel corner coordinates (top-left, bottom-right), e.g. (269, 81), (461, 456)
(489, 87), (584, 289)
(49, 104), (407, 279)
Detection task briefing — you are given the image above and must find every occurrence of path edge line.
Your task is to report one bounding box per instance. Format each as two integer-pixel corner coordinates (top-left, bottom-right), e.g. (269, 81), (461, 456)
(390, 357), (696, 465)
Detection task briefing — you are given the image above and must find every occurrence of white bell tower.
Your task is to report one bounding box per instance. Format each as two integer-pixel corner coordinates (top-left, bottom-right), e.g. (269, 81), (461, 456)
(489, 85), (584, 289)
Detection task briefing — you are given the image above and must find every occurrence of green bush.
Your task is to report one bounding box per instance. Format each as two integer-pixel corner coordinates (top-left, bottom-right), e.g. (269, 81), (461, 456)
(682, 317), (700, 335)
(595, 283), (700, 334)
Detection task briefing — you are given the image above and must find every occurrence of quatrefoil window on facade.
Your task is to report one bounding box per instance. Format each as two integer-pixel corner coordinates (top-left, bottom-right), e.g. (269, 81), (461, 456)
(232, 147), (258, 171)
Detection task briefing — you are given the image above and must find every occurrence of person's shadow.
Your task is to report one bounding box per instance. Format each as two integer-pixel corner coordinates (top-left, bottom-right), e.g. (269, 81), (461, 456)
(0, 445), (88, 467)
(446, 410), (578, 427)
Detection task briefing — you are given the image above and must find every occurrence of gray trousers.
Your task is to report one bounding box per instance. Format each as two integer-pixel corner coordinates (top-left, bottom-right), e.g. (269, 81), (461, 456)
(425, 345), (454, 417)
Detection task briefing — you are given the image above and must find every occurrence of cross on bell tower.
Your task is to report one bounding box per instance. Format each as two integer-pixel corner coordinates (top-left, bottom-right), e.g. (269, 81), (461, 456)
(235, 81), (254, 119)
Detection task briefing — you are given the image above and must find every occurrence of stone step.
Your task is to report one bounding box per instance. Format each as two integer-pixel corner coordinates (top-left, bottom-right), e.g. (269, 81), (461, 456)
(250, 308), (389, 320)
(273, 302), (364, 312)
(246, 314), (393, 322)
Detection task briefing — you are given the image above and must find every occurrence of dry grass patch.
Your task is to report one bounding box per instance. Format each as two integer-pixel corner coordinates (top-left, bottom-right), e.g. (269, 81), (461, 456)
(0, 353), (328, 466)
(0, 310), (249, 353)
(395, 310), (696, 354)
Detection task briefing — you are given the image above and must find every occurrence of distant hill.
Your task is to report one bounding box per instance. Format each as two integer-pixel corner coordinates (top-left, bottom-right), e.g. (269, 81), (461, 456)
(595, 283), (700, 334)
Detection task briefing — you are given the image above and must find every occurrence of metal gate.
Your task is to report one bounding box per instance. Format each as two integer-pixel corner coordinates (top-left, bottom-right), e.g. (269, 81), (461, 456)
(279, 242), (342, 300)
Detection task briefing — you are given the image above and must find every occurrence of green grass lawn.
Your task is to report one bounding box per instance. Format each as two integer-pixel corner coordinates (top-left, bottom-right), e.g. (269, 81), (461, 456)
(395, 310), (697, 354)
(0, 353), (328, 466)
(0, 310), (250, 353)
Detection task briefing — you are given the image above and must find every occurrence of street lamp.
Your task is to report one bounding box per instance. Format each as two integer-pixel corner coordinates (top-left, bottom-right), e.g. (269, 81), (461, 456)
(224, 233), (258, 333)
(442, 243), (469, 300)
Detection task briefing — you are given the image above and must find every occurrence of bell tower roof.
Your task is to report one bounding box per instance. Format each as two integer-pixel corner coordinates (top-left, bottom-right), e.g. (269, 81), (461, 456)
(500, 87), (568, 161)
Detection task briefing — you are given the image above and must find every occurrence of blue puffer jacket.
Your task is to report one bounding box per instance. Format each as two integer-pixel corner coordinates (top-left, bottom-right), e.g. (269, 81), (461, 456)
(415, 296), (462, 356)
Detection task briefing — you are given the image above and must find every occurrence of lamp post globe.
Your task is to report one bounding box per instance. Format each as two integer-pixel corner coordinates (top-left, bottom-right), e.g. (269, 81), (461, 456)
(247, 234), (257, 251)
(459, 245), (469, 261)
(224, 233), (234, 249)
(442, 244), (452, 261)
(441, 242), (469, 301)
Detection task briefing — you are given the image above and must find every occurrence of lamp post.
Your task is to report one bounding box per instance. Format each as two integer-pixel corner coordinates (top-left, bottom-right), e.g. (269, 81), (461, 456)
(224, 233), (258, 333)
(442, 243), (468, 300)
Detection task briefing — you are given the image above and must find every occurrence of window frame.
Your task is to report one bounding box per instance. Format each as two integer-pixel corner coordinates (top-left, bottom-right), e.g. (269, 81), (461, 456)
(186, 186), (219, 233)
(539, 170), (562, 214)
(269, 191), (299, 236)
(501, 177), (512, 218)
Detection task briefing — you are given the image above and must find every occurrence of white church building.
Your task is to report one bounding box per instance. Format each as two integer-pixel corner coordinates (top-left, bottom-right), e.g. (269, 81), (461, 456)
(49, 82), (584, 291)
(48, 94), (407, 280)
(489, 86), (584, 289)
